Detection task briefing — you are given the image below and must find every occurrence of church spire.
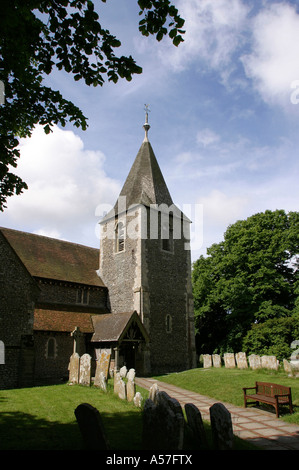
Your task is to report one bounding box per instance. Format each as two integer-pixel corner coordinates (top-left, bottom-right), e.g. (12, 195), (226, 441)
(143, 104), (150, 142)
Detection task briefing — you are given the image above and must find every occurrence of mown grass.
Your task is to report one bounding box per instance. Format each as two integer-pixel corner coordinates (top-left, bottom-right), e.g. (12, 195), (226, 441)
(1, 367), (297, 450)
(154, 367), (299, 424)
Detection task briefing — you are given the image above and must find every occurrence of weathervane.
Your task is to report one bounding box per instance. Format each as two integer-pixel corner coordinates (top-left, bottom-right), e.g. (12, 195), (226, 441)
(143, 104), (151, 141)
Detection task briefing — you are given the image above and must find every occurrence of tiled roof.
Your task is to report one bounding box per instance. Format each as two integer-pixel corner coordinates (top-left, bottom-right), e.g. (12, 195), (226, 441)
(34, 308), (95, 333)
(1, 227), (105, 287)
(91, 311), (149, 343)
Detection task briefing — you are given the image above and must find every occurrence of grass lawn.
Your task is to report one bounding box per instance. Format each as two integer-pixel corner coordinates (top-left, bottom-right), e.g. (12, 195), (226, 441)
(0, 367), (298, 450)
(0, 382), (148, 450)
(154, 367), (299, 424)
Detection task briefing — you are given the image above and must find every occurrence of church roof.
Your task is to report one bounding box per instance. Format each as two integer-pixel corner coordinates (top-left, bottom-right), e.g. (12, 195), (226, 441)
(0, 227), (105, 287)
(116, 140), (173, 211)
(34, 308), (95, 333)
(91, 311), (149, 343)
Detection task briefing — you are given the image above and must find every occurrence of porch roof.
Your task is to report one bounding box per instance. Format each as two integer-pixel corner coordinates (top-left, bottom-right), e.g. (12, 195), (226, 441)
(91, 311), (149, 343)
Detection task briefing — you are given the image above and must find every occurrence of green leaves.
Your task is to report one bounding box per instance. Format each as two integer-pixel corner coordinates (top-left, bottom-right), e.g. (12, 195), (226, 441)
(138, 0), (185, 46)
(192, 210), (299, 354)
(0, 1), (183, 210)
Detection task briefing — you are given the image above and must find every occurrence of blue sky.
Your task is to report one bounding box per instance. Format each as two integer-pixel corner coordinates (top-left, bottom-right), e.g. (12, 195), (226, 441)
(1, 0), (299, 261)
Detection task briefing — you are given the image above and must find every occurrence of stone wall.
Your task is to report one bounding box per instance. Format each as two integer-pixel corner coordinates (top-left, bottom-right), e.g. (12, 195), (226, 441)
(0, 232), (39, 389)
(36, 279), (107, 311)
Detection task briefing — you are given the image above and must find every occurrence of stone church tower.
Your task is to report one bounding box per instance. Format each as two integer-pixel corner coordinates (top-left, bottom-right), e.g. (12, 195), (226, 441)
(98, 111), (196, 374)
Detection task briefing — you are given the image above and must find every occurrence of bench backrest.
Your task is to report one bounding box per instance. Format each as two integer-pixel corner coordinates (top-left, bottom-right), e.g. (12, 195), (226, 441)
(256, 382), (291, 397)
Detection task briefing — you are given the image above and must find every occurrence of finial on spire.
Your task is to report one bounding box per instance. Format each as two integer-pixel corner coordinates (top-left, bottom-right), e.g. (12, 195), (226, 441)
(143, 104), (151, 142)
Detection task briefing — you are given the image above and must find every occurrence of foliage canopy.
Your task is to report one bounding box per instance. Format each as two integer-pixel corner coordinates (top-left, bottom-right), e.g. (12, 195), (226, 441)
(0, 0), (185, 210)
(192, 210), (299, 358)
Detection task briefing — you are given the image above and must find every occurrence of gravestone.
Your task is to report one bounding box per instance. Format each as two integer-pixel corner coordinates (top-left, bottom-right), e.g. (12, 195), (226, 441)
(133, 392), (143, 408)
(149, 383), (159, 403)
(248, 354), (261, 369)
(235, 352), (248, 369)
(119, 365), (127, 378)
(114, 372), (126, 400)
(127, 368), (135, 382)
(97, 371), (107, 391)
(212, 354), (221, 368)
(283, 359), (294, 376)
(184, 403), (208, 449)
(126, 377), (136, 402)
(210, 402), (234, 450)
(69, 352), (80, 384)
(142, 392), (184, 450)
(223, 353), (236, 368)
(261, 355), (278, 370)
(79, 353), (91, 386)
(94, 348), (111, 385)
(203, 354), (212, 368)
(74, 403), (109, 450)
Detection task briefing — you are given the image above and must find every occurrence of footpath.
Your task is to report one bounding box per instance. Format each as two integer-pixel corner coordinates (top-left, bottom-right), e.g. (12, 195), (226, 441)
(135, 377), (299, 451)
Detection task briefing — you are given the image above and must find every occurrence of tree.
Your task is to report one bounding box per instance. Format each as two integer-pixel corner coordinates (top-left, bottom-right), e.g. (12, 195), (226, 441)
(192, 210), (299, 354)
(0, 0), (185, 210)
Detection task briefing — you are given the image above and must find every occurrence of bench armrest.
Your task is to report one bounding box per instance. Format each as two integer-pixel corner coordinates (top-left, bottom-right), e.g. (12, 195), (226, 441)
(243, 386), (257, 393)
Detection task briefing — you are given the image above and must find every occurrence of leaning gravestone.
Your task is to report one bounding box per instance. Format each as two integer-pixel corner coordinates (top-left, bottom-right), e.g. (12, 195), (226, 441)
(184, 403), (208, 449)
(223, 353), (236, 368)
(142, 392), (185, 450)
(74, 403), (109, 450)
(127, 368), (135, 382)
(210, 402), (234, 450)
(235, 352), (248, 369)
(69, 352), (80, 384)
(119, 365), (127, 378)
(79, 353), (91, 386)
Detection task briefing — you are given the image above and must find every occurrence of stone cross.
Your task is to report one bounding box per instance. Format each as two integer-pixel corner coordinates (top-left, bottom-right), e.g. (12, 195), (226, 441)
(71, 326), (84, 354)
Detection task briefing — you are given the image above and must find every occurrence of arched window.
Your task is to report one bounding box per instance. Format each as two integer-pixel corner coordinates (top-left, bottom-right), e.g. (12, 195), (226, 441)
(115, 221), (125, 252)
(46, 337), (57, 359)
(165, 314), (172, 333)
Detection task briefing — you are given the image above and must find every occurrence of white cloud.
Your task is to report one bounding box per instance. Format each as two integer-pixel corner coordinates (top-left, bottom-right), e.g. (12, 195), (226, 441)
(196, 128), (220, 147)
(2, 125), (121, 246)
(157, 0), (250, 77)
(242, 3), (299, 106)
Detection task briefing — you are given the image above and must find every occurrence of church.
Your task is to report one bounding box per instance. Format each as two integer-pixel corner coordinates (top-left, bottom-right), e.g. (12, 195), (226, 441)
(0, 114), (197, 389)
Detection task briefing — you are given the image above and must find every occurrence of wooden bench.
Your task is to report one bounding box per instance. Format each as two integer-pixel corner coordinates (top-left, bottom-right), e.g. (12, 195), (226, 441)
(243, 381), (293, 418)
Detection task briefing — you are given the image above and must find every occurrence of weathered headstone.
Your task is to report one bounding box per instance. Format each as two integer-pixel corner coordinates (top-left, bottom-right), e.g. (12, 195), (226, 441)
(223, 353), (236, 368)
(133, 392), (143, 408)
(114, 372), (126, 400)
(212, 354), (221, 368)
(126, 377), (136, 402)
(94, 348), (111, 383)
(184, 403), (208, 449)
(142, 392), (185, 450)
(79, 353), (91, 386)
(127, 368), (135, 382)
(283, 359), (294, 376)
(149, 383), (159, 403)
(203, 354), (212, 368)
(261, 355), (278, 370)
(69, 352), (80, 384)
(202, 354), (212, 368)
(248, 354), (261, 369)
(119, 365), (127, 378)
(74, 403), (109, 450)
(210, 402), (234, 450)
(235, 352), (248, 369)
(97, 371), (107, 391)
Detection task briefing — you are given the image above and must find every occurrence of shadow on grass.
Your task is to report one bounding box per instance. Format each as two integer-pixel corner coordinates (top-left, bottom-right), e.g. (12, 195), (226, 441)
(0, 408), (143, 451)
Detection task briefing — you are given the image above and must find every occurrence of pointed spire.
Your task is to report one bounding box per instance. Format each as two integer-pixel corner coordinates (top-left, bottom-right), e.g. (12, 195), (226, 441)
(143, 104), (151, 142)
